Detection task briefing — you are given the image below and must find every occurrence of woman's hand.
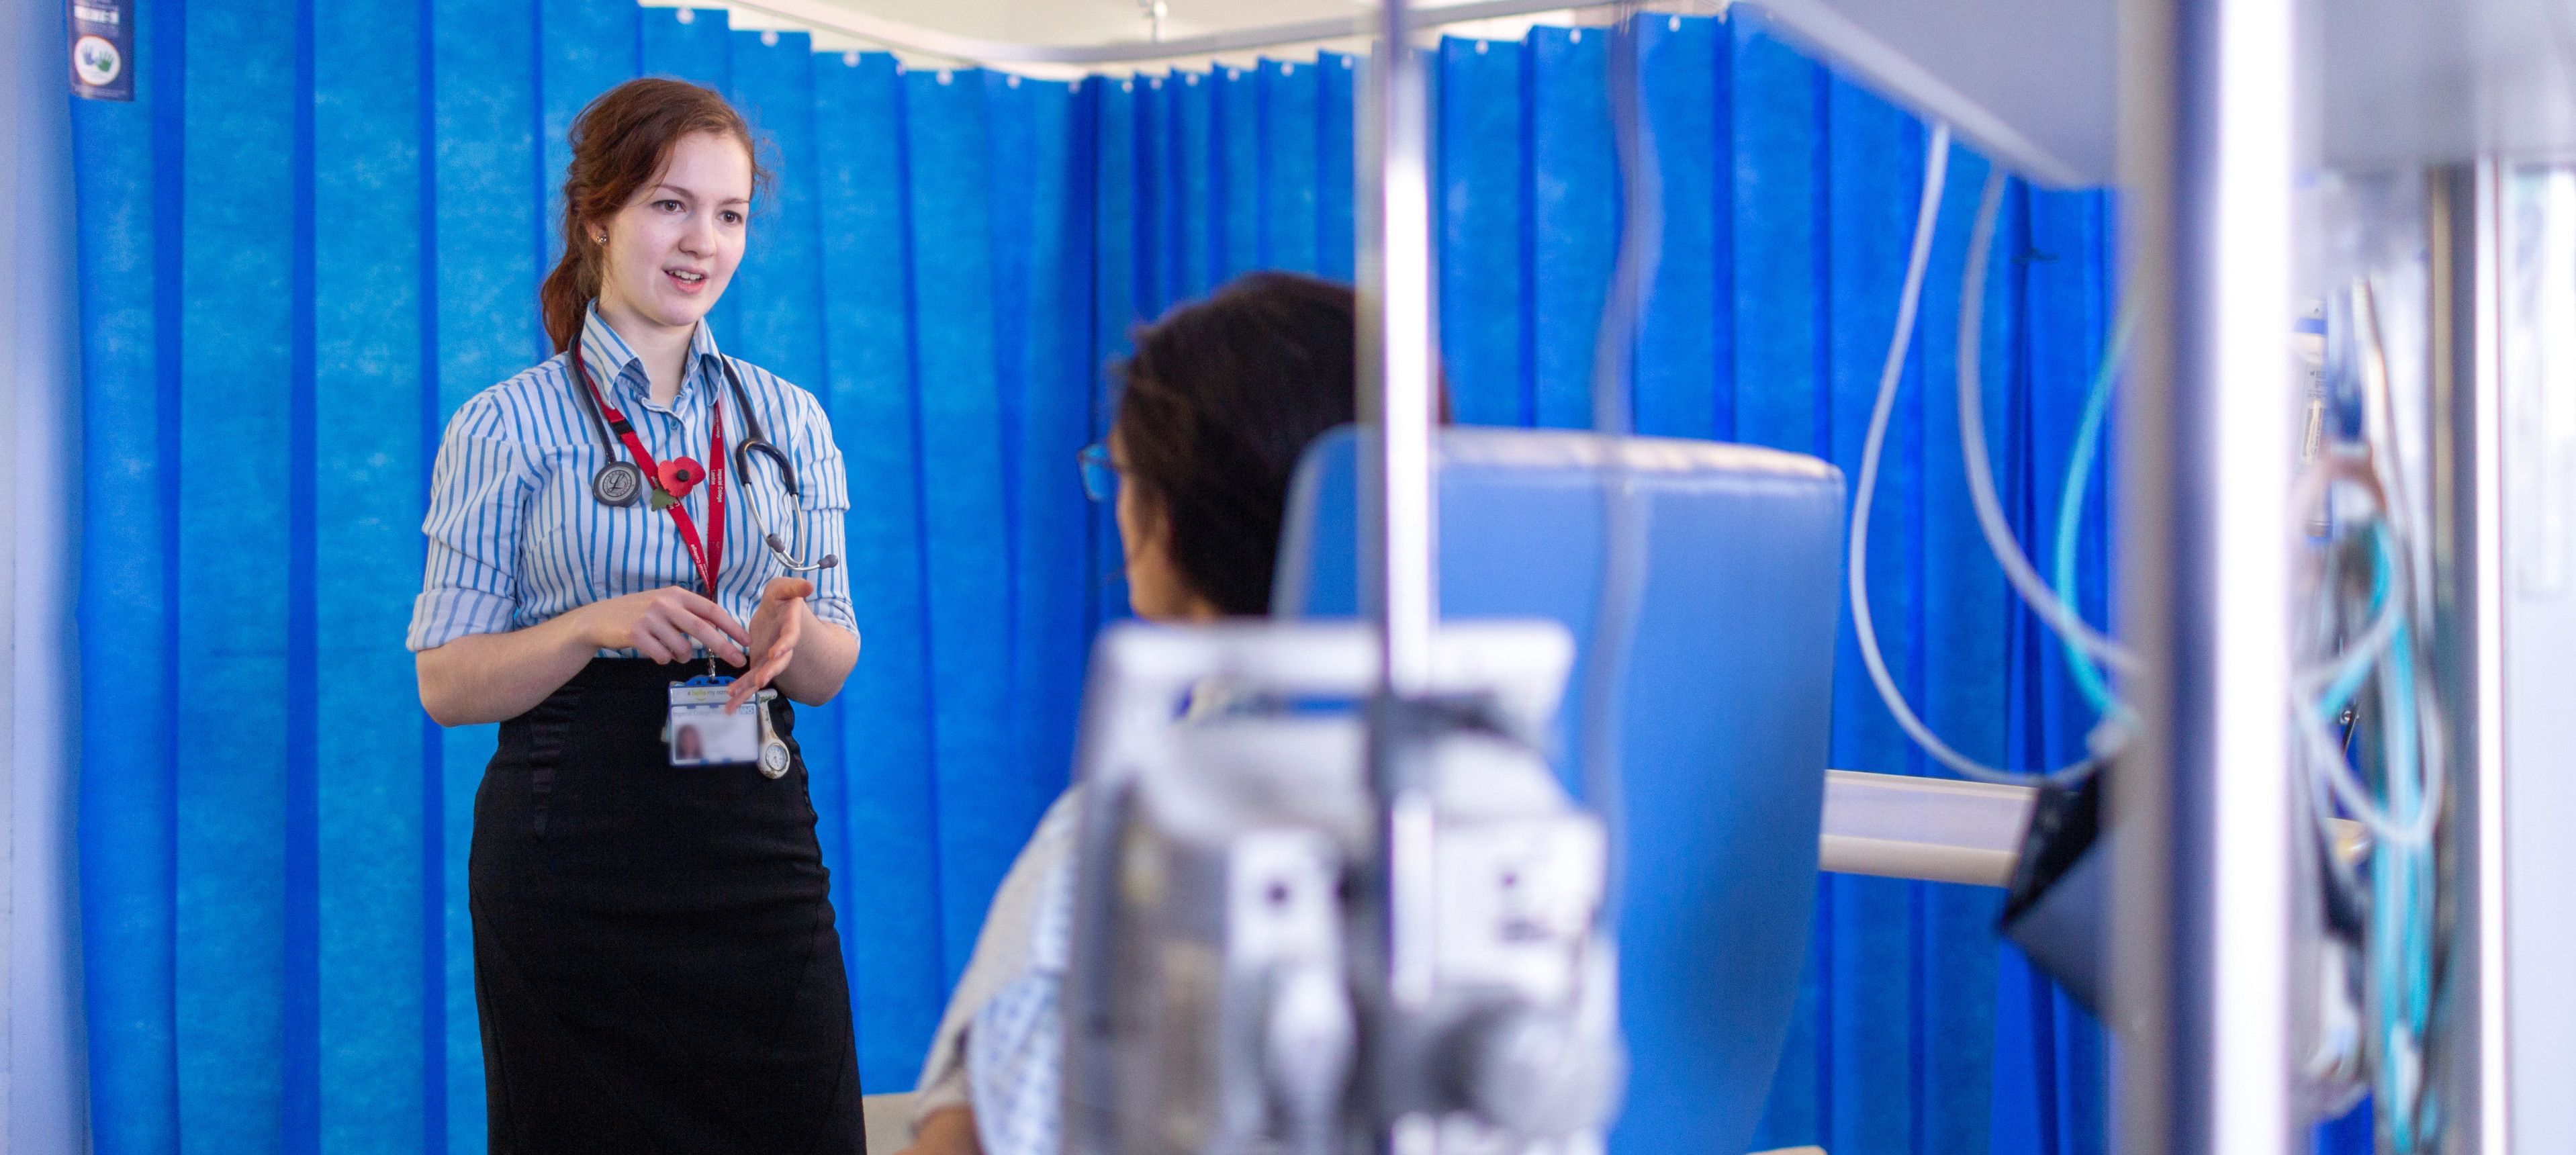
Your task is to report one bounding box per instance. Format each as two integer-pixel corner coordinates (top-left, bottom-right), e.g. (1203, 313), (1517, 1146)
(417, 590), (743, 727)
(573, 586), (751, 666)
(729, 577), (814, 709)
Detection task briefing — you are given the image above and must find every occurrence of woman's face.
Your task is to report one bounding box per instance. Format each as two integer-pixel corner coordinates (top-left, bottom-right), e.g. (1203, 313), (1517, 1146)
(596, 130), (752, 334)
(1111, 433), (1219, 622)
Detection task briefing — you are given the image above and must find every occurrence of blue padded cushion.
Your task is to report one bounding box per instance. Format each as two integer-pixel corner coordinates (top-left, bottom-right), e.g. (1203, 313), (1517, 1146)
(1273, 425), (1845, 1155)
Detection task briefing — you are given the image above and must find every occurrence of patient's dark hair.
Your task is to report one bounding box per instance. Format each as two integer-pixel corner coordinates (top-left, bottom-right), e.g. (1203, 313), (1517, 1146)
(1110, 272), (1364, 616)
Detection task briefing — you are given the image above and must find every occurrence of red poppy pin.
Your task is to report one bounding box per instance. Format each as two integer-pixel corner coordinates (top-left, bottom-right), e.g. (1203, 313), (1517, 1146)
(658, 457), (705, 498)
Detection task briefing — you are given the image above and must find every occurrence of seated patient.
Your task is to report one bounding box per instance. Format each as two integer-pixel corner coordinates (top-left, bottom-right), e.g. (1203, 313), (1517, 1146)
(904, 271), (1363, 1155)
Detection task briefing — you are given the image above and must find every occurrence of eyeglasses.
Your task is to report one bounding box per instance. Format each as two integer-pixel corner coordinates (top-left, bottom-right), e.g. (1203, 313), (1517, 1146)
(1077, 441), (1118, 502)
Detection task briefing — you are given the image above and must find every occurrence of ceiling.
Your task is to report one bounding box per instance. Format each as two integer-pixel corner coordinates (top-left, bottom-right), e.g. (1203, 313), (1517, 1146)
(657, 0), (2104, 182)
(645, 0), (2576, 189)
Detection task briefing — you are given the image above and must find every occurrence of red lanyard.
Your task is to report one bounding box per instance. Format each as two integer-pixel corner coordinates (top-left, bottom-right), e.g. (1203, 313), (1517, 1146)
(569, 342), (728, 597)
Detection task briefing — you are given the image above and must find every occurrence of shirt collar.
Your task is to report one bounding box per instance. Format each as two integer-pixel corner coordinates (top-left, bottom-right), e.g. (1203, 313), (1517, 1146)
(578, 304), (727, 409)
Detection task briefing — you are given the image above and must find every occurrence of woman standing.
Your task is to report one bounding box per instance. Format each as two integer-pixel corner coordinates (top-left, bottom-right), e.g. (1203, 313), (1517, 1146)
(410, 78), (864, 1153)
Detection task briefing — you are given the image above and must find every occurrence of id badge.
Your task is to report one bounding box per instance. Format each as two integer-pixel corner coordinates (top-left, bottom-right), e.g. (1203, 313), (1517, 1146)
(668, 680), (760, 766)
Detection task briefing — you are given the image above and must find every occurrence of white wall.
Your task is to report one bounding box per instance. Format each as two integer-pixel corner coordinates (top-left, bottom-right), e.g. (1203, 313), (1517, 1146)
(5, 1), (90, 1152)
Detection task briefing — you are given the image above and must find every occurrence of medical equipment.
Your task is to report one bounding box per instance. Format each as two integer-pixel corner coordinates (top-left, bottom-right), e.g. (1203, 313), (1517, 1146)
(2053, 314), (2131, 718)
(1956, 169), (2134, 678)
(569, 345), (652, 508)
(1578, 2), (1658, 933)
(1064, 1), (1638, 1150)
(715, 357), (843, 575)
(2291, 265), (2453, 1152)
(1830, 68), (2445, 1152)
(567, 342), (840, 575)
(1272, 424), (1843, 1152)
(1062, 621), (1623, 1155)
(1845, 122), (2117, 787)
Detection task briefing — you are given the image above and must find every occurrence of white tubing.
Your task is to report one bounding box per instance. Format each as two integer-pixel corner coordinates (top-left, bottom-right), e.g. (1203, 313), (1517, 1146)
(1846, 127), (2098, 787)
(1955, 169), (2139, 673)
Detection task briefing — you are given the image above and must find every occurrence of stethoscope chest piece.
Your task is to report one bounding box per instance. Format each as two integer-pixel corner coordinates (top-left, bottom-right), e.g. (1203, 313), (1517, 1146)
(756, 693), (790, 779)
(592, 461), (646, 508)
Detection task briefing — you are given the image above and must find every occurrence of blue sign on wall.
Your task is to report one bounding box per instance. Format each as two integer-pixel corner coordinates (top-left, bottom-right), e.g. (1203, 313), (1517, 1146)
(69, 0), (132, 102)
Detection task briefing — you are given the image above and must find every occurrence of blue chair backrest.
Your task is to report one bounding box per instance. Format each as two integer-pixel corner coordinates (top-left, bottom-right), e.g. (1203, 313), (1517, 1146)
(1274, 425), (1845, 1155)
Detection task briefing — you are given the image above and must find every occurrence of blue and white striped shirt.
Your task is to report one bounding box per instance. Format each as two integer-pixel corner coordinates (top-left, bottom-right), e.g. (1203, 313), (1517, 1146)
(407, 304), (856, 655)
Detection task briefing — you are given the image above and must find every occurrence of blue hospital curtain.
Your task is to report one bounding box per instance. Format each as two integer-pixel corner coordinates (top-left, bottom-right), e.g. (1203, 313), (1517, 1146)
(68, 3), (2205, 1153)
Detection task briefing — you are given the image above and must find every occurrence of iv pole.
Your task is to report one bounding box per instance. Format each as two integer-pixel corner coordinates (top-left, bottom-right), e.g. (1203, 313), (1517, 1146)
(2115, 0), (2297, 1150)
(1358, 0), (1441, 1148)
(1363, 0), (1437, 699)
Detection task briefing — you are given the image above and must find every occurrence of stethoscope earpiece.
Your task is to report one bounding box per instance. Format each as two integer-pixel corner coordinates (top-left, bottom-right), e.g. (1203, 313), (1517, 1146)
(764, 533), (838, 572)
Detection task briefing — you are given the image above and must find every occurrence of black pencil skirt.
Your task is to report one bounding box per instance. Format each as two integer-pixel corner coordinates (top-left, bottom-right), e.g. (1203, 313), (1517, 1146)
(469, 658), (864, 1155)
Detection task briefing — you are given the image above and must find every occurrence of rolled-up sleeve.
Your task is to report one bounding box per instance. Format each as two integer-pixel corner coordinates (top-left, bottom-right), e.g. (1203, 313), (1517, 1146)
(407, 394), (535, 651)
(787, 389), (856, 634)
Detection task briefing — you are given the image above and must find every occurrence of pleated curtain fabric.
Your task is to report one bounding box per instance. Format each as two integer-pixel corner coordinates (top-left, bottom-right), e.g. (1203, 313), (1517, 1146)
(69, 3), (2155, 1153)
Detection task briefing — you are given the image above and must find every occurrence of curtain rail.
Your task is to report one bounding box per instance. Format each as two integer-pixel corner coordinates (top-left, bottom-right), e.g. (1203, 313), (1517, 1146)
(721, 0), (1626, 67)
(715, 0), (2089, 187)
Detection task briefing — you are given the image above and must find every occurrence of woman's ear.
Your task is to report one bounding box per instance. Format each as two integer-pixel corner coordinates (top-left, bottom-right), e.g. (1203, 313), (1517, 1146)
(1119, 492), (1225, 621)
(1114, 481), (1160, 562)
(1115, 481), (1193, 620)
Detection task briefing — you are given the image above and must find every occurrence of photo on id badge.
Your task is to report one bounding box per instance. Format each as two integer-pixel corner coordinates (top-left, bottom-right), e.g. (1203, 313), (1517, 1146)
(669, 683), (759, 766)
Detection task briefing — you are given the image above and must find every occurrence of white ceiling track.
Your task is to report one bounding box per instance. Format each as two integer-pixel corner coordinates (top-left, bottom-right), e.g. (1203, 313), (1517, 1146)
(712, 0), (2097, 187)
(721, 0), (1616, 66)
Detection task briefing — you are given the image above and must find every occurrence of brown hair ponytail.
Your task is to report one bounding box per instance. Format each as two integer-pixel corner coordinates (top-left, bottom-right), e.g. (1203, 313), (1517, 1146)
(540, 77), (774, 353)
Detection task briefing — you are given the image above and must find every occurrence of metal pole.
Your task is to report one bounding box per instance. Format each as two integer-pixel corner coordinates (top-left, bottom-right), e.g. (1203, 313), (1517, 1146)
(2484, 158), (2576, 1155)
(2428, 161), (2504, 1155)
(1357, 4), (1441, 1151)
(1361, 0), (1438, 698)
(2115, 0), (2296, 1151)
(2464, 158), (2505, 1155)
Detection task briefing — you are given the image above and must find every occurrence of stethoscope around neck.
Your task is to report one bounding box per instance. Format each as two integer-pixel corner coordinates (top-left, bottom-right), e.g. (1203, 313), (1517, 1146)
(567, 341), (839, 575)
